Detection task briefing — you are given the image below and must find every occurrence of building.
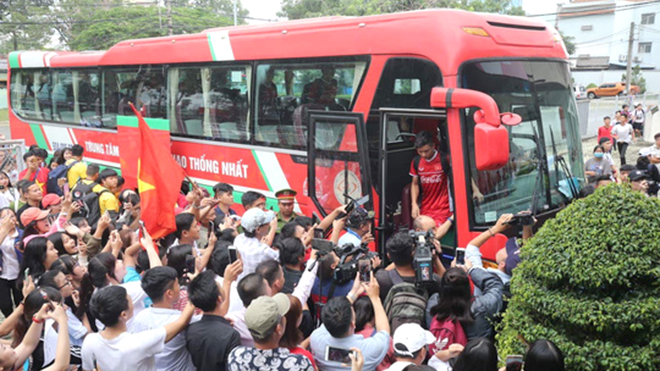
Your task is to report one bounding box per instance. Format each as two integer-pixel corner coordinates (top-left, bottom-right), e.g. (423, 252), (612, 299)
(556, 0), (659, 70)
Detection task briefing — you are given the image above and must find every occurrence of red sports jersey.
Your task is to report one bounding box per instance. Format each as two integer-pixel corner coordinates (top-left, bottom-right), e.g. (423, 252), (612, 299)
(18, 167), (49, 194)
(410, 151), (451, 225)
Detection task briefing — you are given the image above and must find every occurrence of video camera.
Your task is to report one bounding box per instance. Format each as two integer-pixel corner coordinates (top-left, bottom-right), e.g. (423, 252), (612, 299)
(311, 237), (377, 285)
(409, 230), (435, 287)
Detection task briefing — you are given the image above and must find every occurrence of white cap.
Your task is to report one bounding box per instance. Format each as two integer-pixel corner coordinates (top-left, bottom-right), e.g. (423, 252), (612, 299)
(392, 323), (436, 357)
(639, 147), (653, 157)
(241, 208), (276, 233)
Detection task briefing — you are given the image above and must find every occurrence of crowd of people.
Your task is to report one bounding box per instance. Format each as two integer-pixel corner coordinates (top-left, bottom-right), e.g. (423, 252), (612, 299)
(0, 138), (569, 371)
(588, 103), (659, 196)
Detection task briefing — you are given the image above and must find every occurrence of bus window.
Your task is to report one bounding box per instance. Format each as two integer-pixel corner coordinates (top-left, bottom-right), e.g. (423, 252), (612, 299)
(48, 70), (102, 127)
(10, 69), (50, 121)
(169, 65), (250, 142)
(461, 60), (584, 226)
(254, 60), (367, 149)
(103, 66), (166, 128)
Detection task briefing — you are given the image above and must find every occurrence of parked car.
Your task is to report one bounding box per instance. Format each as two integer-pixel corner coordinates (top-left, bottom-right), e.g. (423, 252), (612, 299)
(586, 82), (640, 99)
(573, 84), (586, 100)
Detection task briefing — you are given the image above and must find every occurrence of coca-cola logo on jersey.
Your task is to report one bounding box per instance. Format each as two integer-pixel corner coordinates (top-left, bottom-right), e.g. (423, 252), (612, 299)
(421, 174), (443, 184)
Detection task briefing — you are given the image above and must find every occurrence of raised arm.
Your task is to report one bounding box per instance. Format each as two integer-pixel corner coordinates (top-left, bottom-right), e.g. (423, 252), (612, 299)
(42, 304), (71, 371)
(364, 272), (389, 334)
(163, 302), (195, 343)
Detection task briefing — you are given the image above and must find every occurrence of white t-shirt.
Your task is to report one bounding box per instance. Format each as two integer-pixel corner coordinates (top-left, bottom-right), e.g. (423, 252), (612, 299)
(215, 275), (244, 314)
(131, 307), (199, 371)
(123, 280), (149, 330)
(81, 327), (166, 371)
(0, 230), (19, 280)
(234, 233), (279, 281)
(611, 123), (634, 143)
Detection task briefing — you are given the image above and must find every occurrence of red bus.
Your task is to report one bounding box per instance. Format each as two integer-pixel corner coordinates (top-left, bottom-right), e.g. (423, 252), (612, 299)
(6, 9), (584, 260)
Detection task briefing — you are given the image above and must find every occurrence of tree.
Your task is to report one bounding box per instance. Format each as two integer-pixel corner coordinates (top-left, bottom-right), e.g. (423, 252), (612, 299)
(621, 65), (647, 94)
(69, 5), (237, 51)
(280, 0), (524, 20)
(0, 0), (54, 54)
(497, 184), (660, 371)
(559, 30), (576, 55)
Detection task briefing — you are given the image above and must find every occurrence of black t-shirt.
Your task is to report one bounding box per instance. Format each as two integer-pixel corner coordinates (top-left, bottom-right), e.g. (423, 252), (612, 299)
(375, 267), (441, 303)
(282, 266), (303, 294)
(185, 314), (241, 371)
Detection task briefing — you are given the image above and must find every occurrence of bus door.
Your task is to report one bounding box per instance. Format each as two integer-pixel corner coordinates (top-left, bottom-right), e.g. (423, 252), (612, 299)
(307, 111), (373, 222)
(377, 108), (449, 254)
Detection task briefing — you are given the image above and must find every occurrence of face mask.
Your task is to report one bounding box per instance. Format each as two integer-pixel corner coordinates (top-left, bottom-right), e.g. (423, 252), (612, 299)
(594, 152), (604, 159)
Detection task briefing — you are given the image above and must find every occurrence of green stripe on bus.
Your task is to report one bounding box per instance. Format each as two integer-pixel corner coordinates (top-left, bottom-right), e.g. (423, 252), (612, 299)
(116, 115), (170, 131)
(207, 33), (217, 61)
(8, 52), (20, 69)
(251, 149), (274, 192)
(29, 124), (49, 149)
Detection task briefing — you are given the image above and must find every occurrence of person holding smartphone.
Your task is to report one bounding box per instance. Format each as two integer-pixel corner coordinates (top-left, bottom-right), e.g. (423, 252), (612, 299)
(228, 294), (314, 371)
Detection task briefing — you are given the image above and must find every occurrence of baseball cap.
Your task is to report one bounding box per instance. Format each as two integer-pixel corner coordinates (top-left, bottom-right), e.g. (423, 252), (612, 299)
(629, 169), (648, 181)
(42, 194), (62, 209)
(392, 323), (435, 357)
(245, 294), (290, 339)
(20, 207), (50, 226)
(241, 208), (276, 233)
(639, 148), (653, 157)
(504, 237), (521, 276)
(346, 207), (374, 229)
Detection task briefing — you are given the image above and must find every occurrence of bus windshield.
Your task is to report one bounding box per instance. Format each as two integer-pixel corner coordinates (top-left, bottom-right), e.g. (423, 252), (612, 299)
(461, 60), (584, 225)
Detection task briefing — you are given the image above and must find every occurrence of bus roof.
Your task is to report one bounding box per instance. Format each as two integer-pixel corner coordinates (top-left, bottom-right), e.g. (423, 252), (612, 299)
(9, 9), (566, 75)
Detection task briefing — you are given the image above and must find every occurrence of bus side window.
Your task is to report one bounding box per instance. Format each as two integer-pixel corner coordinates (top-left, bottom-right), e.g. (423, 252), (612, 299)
(102, 67), (166, 128)
(168, 65), (250, 142)
(254, 60), (367, 150)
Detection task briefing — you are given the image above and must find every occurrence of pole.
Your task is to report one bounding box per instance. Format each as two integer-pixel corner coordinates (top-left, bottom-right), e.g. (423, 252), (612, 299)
(625, 22), (634, 95)
(233, 0), (237, 26)
(166, 0), (173, 36)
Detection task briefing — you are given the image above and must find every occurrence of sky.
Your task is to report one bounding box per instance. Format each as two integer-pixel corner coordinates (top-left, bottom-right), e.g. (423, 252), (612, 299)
(240, 0), (572, 24)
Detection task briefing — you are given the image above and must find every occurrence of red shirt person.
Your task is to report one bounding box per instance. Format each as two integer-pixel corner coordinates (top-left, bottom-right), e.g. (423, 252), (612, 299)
(410, 131), (451, 225)
(597, 116), (614, 145)
(19, 150), (50, 194)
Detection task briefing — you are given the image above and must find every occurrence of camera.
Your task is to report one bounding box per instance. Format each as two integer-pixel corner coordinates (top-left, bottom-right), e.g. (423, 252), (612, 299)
(506, 213), (535, 226)
(409, 230), (435, 287)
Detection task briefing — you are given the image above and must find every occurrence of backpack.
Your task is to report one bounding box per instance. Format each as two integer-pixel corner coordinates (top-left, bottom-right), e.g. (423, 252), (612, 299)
(71, 180), (109, 227)
(383, 270), (429, 333)
(47, 160), (79, 196)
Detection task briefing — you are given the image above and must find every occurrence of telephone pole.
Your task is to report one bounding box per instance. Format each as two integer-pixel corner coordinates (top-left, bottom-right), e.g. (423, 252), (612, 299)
(233, 0), (237, 26)
(625, 22), (634, 94)
(166, 0), (173, 36)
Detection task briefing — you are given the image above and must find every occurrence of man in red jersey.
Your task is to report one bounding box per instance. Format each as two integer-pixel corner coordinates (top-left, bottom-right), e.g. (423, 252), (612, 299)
(410, 131), (483, 226)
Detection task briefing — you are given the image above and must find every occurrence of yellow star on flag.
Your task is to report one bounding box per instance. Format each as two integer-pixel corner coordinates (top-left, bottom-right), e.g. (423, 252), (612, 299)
(137, 159), (155, 194)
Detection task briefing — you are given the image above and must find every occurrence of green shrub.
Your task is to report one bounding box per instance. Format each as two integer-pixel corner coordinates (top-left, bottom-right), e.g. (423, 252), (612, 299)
(586, 83), (597, 89)
(497, 184), (660, 371)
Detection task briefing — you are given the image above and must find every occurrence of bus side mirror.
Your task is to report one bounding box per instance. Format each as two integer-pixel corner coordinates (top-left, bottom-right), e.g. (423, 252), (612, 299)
(430, 87), (521, 171)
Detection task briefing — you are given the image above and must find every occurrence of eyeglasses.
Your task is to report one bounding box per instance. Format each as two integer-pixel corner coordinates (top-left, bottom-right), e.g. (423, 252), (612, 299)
(58, 279), (72, 290)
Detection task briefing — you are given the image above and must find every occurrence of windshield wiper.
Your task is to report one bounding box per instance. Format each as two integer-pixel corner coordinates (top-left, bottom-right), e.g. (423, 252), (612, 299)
(550, 129), (579, 200)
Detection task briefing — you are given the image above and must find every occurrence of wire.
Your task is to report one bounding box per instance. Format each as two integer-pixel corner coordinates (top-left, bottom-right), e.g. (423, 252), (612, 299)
(528, 0), (660, 18)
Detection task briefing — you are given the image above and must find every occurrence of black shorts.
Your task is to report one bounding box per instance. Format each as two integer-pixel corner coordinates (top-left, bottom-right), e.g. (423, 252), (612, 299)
(633, 122), (644, 131)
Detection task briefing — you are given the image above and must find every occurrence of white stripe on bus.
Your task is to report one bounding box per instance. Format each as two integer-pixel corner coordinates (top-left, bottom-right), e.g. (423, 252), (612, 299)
(207, 30), (235, 61)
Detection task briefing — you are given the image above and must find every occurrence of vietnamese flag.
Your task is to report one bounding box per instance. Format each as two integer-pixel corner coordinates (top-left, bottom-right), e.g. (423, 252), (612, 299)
(129, 103), (186, 240)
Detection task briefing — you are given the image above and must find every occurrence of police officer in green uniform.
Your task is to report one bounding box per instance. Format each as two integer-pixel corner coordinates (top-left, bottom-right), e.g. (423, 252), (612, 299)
(275, 188), (301, 232)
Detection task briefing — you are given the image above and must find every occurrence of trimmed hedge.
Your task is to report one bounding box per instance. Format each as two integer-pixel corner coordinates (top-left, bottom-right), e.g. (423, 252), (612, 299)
(497, 184), (660, 371)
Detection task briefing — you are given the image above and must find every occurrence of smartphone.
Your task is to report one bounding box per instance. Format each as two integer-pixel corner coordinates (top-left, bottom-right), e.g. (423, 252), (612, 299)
(358, 258), (371, 283)
(314, 228), (324, 239)
(185, 255), (196, 274)
(455, 247), (466, 265)
(228, 245), (238, 263)
(325, 346), (355, 363)
(24, 267), (30, 282)
(208, 221), (215, 238)
(506, 355), (524, 371)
